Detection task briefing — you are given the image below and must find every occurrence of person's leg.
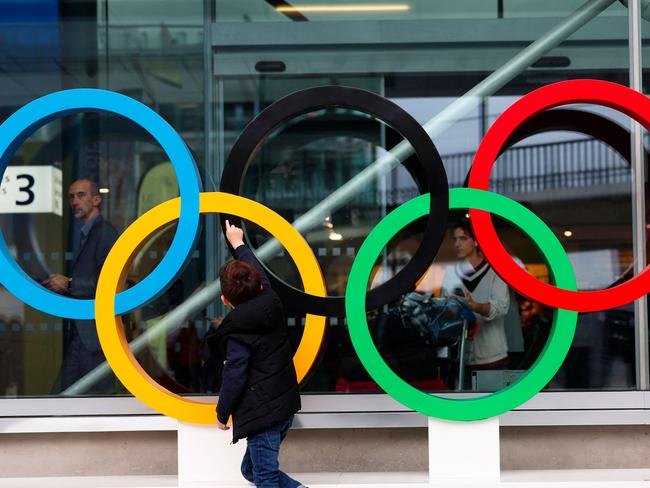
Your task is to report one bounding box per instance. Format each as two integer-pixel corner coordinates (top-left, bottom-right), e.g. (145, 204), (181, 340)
(241, 443), (254, 484)
(247, 427), (279, 488)
(279, 416), (292, 441)
(76, 345), (101, 394)
(60, 326), (83, 390)
(86, 348), (114, 393)
(248, 420), (302, 488)
(277, 470), (303, 488)
(277, 417), (304, 488)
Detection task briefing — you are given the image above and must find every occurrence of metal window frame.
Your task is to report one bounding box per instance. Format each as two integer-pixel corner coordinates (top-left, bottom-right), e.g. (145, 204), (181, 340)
(2, 391), (650, 432)
(628, 0), (649, 391)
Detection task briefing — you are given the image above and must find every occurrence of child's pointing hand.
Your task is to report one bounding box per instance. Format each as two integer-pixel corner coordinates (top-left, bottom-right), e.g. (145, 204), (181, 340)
(225, 219), (245, 249)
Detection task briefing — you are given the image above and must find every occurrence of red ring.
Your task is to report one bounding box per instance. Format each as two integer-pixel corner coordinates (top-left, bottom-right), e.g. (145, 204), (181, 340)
(468, 79), (650, 312)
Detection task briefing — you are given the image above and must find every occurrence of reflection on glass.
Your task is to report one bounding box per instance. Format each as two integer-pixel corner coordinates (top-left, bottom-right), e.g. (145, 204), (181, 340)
(0, 0), (641, 400)
(0, 0), (207, 398)
(233, 101), (635, 393)
(241, 108), (415, 297)
(213, 0), (634, 393)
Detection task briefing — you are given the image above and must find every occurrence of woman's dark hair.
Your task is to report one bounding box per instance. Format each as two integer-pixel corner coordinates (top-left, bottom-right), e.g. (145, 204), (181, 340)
(451, 221), (475, 239)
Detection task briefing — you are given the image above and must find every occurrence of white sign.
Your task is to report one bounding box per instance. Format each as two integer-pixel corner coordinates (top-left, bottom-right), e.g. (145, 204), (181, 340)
(0, 166), (62, 216)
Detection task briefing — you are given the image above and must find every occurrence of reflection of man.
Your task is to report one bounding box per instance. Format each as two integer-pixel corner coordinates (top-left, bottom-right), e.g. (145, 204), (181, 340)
(43, 179), (118, 391)
(441, 222), (510, 379)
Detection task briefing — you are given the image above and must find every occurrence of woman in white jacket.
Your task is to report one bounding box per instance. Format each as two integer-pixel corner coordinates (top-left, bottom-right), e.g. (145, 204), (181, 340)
(441, 222), (510, 370)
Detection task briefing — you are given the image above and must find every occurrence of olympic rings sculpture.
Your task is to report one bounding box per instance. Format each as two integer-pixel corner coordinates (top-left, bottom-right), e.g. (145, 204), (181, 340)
(0, 79), (644, 423)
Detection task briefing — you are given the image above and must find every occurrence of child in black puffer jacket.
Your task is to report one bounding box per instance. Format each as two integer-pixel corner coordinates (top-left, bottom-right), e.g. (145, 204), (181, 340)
(210, 220), (305, 488)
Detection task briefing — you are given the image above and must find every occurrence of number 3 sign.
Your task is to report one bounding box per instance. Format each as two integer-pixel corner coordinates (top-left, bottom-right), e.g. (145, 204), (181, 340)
(0, 166), (62, 216)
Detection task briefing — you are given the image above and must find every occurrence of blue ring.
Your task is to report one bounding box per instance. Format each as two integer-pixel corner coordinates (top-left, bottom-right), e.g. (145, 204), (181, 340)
(0, 89), (201, 319)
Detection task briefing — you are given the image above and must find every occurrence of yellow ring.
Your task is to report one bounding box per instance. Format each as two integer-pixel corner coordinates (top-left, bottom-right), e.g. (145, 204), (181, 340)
(95, 192), (327, 424)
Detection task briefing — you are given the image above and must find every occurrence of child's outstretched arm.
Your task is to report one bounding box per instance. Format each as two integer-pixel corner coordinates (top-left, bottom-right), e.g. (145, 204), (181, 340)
(225, 219), (271, 289)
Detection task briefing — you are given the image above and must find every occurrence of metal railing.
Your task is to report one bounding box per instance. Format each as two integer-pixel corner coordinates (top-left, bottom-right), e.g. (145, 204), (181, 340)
(444, 137), (631, 194)
(387, 137), (632, 204)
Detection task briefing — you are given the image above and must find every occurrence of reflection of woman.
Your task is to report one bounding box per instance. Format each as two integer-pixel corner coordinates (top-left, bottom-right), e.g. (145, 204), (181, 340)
(441, 223), (510, 375)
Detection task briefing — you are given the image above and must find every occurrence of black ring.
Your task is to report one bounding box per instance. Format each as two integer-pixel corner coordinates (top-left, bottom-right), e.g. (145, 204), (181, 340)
(220, 85), (449, 316)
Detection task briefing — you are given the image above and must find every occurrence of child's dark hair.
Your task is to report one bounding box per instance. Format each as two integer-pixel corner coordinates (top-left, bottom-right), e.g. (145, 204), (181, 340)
(219, 260), (262, 306)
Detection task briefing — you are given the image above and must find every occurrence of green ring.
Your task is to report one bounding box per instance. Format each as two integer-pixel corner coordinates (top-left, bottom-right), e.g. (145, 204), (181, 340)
(344, 188), (578, 421)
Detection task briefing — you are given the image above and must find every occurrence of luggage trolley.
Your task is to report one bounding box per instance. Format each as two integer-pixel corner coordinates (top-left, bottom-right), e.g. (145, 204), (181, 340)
(394, 292), (477, 391)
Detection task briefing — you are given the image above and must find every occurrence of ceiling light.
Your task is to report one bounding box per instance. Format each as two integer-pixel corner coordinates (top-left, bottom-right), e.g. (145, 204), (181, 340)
(276, 4), (410, 13)
(329, 232), (343, 241)
(563, 230), (572, 238)
(99, 188), (110, 194)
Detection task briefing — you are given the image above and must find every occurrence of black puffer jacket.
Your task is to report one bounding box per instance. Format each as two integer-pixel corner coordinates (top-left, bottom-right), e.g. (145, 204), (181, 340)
(212, 246), (301, 442)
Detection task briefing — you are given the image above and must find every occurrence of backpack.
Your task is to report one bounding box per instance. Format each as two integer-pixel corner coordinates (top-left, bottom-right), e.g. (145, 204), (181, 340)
(395, 292), (478, 347)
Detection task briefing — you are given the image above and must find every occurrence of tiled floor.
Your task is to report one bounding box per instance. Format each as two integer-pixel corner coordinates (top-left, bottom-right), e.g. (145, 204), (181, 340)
(3, 470), (650, 488)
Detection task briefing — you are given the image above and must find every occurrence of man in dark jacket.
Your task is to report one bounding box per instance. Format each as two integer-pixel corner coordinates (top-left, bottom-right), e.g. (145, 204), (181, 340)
(212, 220), (304, 488)
(43, 178), (118, 392)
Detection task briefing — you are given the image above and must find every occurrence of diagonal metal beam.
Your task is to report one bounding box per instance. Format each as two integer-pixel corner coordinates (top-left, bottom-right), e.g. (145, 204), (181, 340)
(265, 0), (309, 22)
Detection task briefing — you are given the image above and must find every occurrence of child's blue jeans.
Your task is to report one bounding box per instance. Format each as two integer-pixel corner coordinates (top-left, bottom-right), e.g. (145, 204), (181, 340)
(241, 415), (304, 488)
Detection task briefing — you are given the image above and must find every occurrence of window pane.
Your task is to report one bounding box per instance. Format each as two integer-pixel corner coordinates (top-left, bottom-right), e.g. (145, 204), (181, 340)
(0, 0), (207, 397)
(212, 0), (634, 393)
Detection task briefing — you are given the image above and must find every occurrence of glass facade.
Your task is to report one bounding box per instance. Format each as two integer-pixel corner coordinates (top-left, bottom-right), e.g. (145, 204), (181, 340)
(0, 0), (648, 412)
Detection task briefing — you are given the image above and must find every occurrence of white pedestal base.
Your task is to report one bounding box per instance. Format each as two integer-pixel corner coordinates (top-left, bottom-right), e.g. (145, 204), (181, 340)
(176, 417), (499, 486)
(177, 421), (247, 487)
(428, 416), (500, 483)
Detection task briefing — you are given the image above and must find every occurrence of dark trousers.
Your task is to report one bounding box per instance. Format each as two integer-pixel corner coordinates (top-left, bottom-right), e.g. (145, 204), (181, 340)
(241, 416), (303, 488)
(60, 323), (112, 393)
